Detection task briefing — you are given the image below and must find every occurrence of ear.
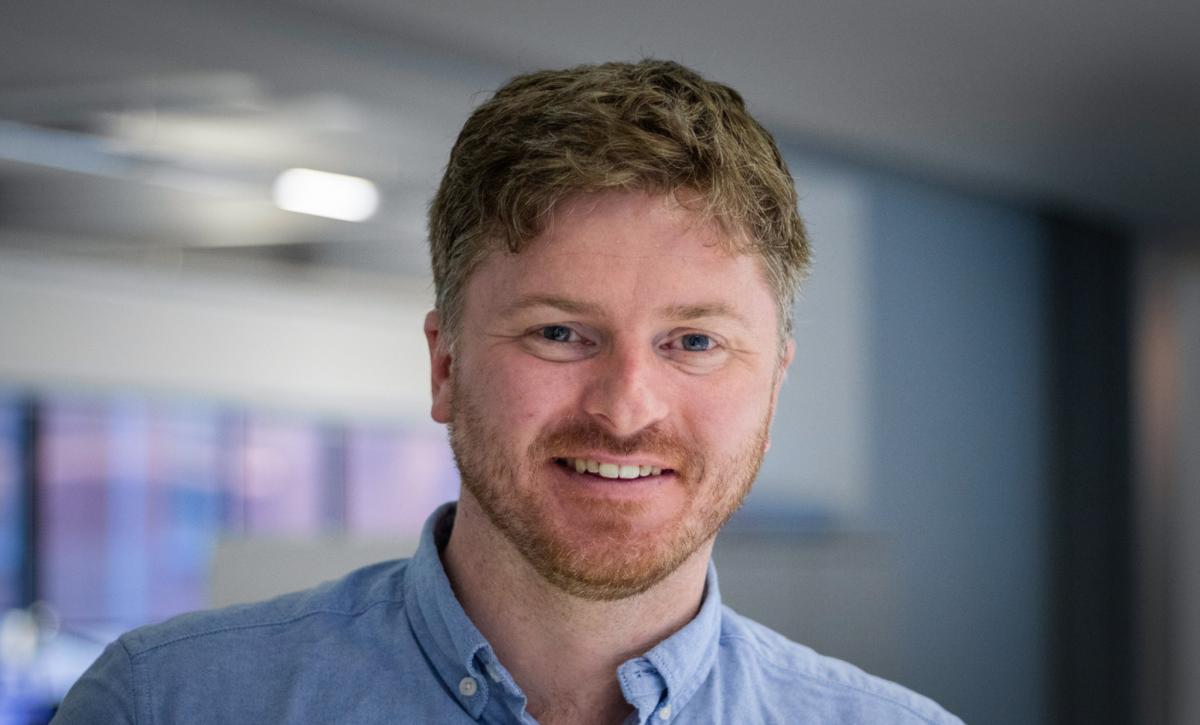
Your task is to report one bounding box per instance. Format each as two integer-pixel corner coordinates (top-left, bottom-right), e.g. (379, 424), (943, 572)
(779, 338), (796, 375)
(424, 310), (454, 423)
(763, 338), (796, 454)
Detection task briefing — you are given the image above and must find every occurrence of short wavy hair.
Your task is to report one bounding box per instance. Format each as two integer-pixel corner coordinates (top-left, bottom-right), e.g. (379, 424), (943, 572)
(428, 59), (810, 348)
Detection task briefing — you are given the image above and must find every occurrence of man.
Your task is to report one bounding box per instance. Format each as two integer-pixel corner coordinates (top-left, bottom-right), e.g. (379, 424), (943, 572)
(55, 60), (961, 723)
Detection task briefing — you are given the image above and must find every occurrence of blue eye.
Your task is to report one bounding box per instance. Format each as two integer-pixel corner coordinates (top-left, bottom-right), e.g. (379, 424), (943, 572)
(541, 325), (575, 342)
(681, 333), (713, 352)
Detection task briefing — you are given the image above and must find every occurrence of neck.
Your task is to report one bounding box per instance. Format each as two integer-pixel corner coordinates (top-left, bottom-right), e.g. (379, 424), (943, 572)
(442, 494), (711, 725)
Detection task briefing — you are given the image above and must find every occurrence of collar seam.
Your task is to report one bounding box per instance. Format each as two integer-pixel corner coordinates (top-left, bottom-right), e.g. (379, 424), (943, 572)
(127, 598), (407, 658)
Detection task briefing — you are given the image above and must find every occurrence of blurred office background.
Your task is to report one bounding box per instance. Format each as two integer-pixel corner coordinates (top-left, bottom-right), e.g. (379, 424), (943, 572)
(0, 1), (1197, 723)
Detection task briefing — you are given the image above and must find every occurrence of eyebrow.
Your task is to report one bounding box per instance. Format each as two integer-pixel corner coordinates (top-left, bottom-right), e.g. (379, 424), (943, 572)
(658, 302), (750, 326)
(501, 294), (749, 325)
(501, 294), (604, 318)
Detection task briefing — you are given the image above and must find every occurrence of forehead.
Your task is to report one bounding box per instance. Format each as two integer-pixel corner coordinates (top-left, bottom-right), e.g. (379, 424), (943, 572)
(465, 191), (776, 324)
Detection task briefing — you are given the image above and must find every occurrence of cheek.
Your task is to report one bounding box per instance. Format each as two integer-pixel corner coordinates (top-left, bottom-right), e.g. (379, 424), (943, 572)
(467, 352), (580, 430)
(681, 375), (774, 450)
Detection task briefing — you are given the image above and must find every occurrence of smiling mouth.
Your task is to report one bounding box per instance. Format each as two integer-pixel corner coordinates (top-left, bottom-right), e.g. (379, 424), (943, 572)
(553, 458), (672, 480)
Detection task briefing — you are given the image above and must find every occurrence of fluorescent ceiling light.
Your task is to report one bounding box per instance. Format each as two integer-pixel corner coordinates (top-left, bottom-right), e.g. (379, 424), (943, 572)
(272, 168), (379, 222)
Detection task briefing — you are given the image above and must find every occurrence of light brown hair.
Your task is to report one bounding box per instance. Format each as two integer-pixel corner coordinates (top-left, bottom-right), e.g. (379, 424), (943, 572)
(428, 59), (810, 347)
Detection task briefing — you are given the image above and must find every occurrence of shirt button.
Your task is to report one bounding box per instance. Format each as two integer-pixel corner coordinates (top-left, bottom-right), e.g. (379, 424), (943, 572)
(459, 676), (479, 697)
(657, 704), (672, 720)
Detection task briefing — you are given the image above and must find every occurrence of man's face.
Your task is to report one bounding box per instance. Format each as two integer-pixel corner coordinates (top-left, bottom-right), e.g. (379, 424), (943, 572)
(427, 190), (792, 600)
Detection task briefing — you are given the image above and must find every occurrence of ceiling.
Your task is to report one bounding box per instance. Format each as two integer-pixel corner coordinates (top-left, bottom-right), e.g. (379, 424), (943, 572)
(1, 0), (1197, 277)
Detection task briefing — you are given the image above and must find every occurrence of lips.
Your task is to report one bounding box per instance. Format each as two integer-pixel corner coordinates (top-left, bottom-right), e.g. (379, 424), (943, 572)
(554, 457), (669, 479)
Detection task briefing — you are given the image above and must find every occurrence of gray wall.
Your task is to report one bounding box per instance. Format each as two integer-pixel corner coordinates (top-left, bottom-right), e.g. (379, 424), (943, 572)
(1137, 242), (1200, 725)
(1174, 264), (1200, 725)
(864, 169), (1050, 723)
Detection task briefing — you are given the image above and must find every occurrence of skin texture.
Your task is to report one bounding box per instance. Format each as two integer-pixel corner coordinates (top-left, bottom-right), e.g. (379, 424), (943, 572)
(425, 190), (794, 724)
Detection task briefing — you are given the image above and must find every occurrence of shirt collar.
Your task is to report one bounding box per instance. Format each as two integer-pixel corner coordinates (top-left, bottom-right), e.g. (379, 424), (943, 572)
(405, 502), (723, 724)
(617, 563), (723, 722)
(405, 502), (504, 719)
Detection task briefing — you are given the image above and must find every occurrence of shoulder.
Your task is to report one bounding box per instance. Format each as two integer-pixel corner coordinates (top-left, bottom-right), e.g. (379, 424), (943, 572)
(715, 607), (963, 724)
(119, 557), (410, 658)
(55, 559), (416, 724)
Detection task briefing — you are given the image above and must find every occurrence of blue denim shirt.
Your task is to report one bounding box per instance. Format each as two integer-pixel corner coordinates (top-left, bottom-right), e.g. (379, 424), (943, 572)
(54, 504), (962, 724)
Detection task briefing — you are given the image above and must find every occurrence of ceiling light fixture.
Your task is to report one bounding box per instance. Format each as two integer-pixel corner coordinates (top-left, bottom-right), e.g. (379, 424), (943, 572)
(272, 168), (379, 222)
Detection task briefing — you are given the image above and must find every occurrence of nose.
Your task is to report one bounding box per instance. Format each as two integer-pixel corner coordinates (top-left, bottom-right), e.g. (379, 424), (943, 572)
(582, 343), (670, 437)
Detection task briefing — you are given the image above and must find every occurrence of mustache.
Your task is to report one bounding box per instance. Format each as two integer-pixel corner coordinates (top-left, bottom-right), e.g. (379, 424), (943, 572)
(530, 416), (696, 470)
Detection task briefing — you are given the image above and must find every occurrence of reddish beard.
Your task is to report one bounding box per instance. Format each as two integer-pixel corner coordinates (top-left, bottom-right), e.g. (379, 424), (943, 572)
(447, 380), (768, 600)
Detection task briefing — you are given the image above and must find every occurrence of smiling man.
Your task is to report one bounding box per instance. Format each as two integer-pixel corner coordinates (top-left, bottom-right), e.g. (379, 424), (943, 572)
(54, 61), (961, 724)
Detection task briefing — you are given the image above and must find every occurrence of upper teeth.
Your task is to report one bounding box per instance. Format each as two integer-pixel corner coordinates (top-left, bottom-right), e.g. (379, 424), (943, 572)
(568, 458), (662, 479)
